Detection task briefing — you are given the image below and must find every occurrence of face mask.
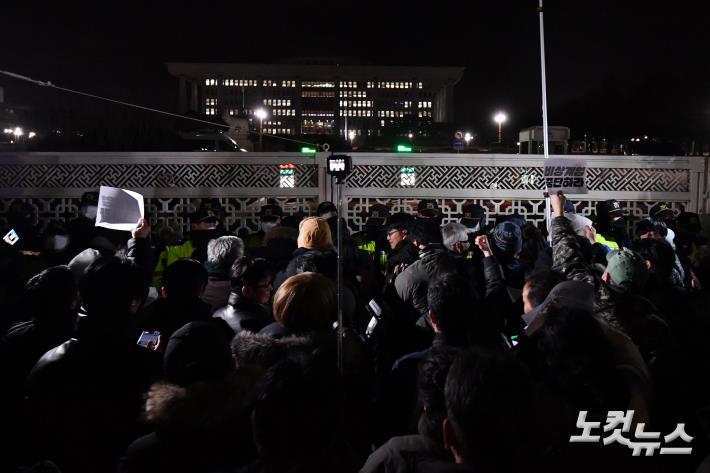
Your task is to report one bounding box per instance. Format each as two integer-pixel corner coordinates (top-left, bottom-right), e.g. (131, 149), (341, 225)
(320, 211), (336, 220)
(46, 234), (70, 252)
(82, 205), (98, 220)
(261, 222), (277, 233)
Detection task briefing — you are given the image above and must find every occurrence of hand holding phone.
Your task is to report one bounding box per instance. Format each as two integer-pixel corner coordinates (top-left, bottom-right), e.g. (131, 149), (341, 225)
(137, 331), (161, 351)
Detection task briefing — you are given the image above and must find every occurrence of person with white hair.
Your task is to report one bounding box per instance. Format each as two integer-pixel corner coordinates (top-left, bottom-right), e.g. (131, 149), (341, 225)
(441, 222), (470, 256)
(202, 236), (245, 313)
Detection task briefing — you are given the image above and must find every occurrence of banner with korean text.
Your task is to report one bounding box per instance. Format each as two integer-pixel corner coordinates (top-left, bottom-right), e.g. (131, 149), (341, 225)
(544, 158), (588, 195)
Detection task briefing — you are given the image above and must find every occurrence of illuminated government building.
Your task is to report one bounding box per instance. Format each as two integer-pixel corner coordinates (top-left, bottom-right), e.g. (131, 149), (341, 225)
(166, 62), (464, 138)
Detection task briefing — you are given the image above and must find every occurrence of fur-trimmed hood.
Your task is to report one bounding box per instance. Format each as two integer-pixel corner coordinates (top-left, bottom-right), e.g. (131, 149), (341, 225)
(231, 331), (316, 370)
(144, 367), (260, 431)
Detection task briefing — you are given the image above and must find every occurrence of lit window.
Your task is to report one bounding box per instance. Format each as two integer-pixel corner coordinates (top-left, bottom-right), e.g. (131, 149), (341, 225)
(302, 81), (335, 88)
(400, 167), (416, 187)
(302, 90), (336, 98)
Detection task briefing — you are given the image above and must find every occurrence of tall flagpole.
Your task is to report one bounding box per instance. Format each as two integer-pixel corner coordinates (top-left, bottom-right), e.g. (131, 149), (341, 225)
(539, 0), (552, 236)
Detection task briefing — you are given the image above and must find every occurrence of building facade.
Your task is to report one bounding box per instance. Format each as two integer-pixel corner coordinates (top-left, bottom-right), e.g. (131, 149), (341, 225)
(166, 62), (464, 138)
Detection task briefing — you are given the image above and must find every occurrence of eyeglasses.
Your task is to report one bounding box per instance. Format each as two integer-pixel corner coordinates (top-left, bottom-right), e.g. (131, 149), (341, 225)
(387, 229), (402, 238)
(458, 240), (471, 246)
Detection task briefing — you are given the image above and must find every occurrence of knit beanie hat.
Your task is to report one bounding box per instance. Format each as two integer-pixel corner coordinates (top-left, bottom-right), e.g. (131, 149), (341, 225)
(490, 221), (522, 256)
(297, 217), (333, 249)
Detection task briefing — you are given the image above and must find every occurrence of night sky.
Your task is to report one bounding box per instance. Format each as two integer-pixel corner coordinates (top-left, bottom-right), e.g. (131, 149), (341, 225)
(1, 0), (708, 145)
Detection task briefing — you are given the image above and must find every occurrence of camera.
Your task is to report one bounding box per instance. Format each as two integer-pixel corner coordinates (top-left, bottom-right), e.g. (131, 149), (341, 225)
(327, 154), (352, 181)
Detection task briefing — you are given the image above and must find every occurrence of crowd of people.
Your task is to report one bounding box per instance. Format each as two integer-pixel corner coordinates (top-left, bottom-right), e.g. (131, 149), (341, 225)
(1, 191), (710, 473)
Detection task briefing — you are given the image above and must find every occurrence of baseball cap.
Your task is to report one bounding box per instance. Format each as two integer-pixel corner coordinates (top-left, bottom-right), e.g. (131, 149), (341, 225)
(190, 199), (223, 223)
(259, 204), (284, 222)
(417, 199), (440, 218)
(605, 248), (649, 292)
(606, 200), (626, 215)
(191, 209), (220, 224)
(366, 203), (390, 228)
(650, 202), (674, 220)
(460, 203), (486, 229)
(368, 203), (390, 220)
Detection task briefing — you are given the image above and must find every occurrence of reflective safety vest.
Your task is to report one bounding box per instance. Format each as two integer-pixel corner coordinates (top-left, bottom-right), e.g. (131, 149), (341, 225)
(595, 233), (619, 250)
(151, 240), (195, 289)
(357, 240), (376, 254)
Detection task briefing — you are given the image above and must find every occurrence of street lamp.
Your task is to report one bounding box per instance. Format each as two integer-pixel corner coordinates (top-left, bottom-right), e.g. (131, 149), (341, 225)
(464, 132), (472, 147)
(348, 130), (355, 146)
(254, 108), (268, 151)
(493, 112), (507, 143)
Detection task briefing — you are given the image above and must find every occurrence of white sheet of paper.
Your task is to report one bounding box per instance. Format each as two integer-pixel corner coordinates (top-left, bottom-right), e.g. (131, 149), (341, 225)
(95, 186), (144, 231)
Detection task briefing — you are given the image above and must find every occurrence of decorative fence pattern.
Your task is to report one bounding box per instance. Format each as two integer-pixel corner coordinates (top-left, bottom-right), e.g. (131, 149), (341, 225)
(347, 165), (690, 193)
(0, 152), (703, 235)
(0, 163), (319, 189)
